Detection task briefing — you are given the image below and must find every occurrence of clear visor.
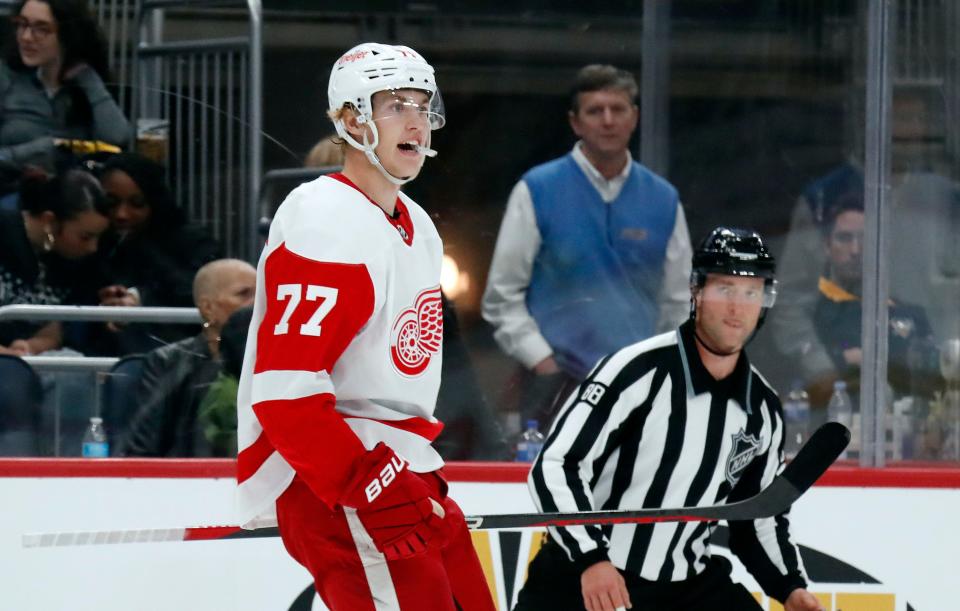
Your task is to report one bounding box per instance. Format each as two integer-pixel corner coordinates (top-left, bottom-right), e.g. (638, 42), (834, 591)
(371, 89), (446, 130)
(698, 278), (777, 308)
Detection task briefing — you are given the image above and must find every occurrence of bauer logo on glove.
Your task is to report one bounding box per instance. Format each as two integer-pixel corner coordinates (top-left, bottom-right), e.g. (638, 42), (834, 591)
(340, 442), (445, 560)
(364, 453), (408, 502)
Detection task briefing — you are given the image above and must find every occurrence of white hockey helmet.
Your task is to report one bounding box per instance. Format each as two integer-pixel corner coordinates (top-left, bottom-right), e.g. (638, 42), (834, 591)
(327, 43), (445, 184)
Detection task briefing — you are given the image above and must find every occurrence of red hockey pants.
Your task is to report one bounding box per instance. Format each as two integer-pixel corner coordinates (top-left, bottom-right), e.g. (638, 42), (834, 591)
(276, 472), (496, 611)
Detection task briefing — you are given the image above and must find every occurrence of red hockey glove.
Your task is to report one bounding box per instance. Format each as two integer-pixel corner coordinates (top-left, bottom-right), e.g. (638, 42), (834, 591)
(340, 443), (444, 560)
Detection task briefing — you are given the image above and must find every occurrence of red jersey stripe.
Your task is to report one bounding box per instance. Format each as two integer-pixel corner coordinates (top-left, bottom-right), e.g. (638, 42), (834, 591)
(237, 431), (276, 484)
(344, 415), (445, 442)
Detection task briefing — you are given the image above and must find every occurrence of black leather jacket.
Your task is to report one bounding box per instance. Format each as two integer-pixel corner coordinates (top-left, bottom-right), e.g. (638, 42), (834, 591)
(121, 334), (221, 457)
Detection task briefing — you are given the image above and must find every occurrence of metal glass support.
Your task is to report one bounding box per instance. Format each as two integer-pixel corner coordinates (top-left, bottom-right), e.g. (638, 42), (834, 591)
(133, 1), (263, 261)
(861, 0), (894, 467)
(640, 0), (671, 176)
(247, 0), (263, 262)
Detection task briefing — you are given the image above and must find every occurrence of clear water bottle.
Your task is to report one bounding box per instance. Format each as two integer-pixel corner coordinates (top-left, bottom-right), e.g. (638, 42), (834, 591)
(782, 382), (810, 459)
(515, 419), (545, 462)
(81, 417), (110, 458)
(827, 380), (854, 459)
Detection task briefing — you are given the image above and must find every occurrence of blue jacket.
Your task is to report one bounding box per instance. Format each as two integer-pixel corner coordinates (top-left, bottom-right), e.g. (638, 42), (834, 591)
(525, 154), (678, 378)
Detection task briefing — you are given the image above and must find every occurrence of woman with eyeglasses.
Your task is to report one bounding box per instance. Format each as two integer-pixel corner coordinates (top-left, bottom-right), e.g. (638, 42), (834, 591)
(0, 0), (130, 189)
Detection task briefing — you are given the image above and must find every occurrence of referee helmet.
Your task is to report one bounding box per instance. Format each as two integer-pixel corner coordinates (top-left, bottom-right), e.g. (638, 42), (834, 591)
(690, 227), (778, 327)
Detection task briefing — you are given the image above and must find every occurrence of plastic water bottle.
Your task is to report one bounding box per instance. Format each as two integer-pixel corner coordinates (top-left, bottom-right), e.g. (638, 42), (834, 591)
(515, 419), (545, 462)
(782, 382), (810, 459)
(826, 381), (854, 459)
(81, 417), (110, 458)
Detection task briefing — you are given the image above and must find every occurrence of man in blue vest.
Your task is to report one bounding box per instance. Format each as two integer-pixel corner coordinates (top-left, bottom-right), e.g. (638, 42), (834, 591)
(483, 64), (692, 430)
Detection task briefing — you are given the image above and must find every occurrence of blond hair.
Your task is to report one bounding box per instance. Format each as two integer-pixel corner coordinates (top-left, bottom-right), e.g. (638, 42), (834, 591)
(304, 135), (345, 168)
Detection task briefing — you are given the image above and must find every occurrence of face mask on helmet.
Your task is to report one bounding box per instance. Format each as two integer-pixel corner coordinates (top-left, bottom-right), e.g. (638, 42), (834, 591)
(369, 89), (445, 131)
(689, 226), (778, 320)
(695, 275), (778, 308)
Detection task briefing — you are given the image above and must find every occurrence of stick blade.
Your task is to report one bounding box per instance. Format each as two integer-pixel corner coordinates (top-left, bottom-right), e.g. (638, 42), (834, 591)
(782, 422), (850, 494)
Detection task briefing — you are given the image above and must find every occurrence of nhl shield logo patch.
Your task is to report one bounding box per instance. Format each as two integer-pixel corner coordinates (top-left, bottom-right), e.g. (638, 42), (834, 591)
(725, 429), (761, 487)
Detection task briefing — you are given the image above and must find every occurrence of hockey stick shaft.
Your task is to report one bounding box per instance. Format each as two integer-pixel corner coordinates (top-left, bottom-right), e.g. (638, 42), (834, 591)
(466, 421), (849, 530)
(22, 423), (848, 548)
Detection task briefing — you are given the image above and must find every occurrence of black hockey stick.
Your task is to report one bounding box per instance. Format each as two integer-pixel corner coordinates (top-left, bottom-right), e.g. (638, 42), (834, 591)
(465, 421), (849, 530)
(22, 423), (848, 548)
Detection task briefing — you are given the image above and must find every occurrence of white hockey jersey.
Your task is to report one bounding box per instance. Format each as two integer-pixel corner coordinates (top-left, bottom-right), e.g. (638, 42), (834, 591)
(236, 173), (445, 527)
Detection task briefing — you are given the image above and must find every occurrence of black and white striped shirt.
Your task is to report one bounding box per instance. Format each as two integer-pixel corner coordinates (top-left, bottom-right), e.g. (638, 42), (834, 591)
(529, 320), (807, 602)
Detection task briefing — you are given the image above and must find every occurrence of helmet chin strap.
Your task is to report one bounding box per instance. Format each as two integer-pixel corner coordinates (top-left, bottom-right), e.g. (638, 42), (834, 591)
(336, 114), (433, 187)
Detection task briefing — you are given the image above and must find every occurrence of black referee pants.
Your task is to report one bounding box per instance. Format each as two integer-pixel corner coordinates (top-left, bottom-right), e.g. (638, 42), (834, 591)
(514, 539), (761, 611)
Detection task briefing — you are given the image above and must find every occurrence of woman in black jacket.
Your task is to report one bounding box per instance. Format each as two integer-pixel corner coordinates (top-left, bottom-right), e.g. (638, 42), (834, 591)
(0, 167), (108, 354)
(92, 153), (221, 354)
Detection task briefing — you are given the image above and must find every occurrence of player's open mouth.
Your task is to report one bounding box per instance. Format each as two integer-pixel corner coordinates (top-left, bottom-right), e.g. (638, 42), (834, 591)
(396, 141), (437, 158)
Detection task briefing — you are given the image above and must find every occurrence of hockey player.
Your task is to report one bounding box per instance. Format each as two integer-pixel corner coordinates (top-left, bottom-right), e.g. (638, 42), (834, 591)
(235, 43), (495, 610)
(515, 227), (823, 611)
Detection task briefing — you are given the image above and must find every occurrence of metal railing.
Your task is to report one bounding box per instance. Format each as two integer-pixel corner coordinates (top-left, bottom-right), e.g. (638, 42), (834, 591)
(0, 304), (202, 456)
(23, 356), (119, 372)
(95, 0), (138, 115)
(133, 0), (263, 261)
(0, 303), (200, 373)
(0, 304), (201, 326)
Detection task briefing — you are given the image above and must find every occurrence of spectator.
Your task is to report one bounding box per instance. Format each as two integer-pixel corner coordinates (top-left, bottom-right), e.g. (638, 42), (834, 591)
(770, 172), (955, 409)
(767, 161), (863, 406)
(0, 167), (109, 455)
(0, 167), (108, 355)
(303, 133), (344, 168)
(0, 354), (42, 455)
(196, 305), (253, 458)
(121, 258), (255, 457)
(808, 198), (937, 409)
(770, 88), (959, 406)
(0, 0), (130, 191)
(483, 63), (691, 428)
(91, 152), (221, 354)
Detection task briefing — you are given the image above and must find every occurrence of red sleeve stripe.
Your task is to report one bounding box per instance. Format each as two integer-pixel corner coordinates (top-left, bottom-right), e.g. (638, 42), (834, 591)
(252, 393), (367, 508)
(237, 431), (276, 484)
(251, 369), (335, 404)
(343, 415), (445, 442)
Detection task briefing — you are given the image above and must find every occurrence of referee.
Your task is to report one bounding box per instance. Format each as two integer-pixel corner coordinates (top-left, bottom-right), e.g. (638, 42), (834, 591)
(514, 227), (823, 611)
